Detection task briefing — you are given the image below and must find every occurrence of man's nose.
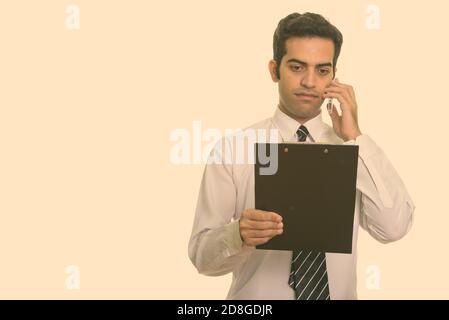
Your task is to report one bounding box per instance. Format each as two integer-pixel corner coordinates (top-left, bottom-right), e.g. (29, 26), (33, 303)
(300, 69), (316, 88)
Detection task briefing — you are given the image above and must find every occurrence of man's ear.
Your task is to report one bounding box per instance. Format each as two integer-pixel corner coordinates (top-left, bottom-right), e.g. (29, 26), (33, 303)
(268, 59), (279, 82)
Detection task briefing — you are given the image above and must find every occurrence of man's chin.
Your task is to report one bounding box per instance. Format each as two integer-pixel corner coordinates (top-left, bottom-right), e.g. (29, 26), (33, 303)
(290, 105), (322, 119)
(279, 100), (322, 120)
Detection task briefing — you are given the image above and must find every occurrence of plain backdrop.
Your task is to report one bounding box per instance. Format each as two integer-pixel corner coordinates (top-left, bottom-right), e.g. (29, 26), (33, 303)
(0, 0), (448, 299)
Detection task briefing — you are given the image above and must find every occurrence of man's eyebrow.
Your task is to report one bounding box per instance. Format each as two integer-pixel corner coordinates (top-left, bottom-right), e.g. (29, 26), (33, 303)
(286, 58), (333, 68)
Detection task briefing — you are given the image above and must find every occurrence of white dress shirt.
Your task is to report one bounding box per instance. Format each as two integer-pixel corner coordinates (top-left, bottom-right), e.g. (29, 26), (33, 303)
(188, 107), (415, 300)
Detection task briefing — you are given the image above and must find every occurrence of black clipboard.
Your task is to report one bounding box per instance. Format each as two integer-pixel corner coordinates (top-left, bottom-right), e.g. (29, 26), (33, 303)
(255, 143), (359, 253)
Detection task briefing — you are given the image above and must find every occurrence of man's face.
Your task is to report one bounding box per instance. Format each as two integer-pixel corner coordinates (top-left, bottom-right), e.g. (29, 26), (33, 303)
(269, 37), (335, 122)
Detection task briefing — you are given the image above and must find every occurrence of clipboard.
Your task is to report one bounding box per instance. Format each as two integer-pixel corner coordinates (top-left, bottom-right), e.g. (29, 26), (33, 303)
(255, 143), (359, 253)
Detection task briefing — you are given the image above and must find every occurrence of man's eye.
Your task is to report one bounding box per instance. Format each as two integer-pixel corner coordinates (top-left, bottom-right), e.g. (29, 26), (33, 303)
(319, 69), (330, 75)
(291, 65), (303, 71)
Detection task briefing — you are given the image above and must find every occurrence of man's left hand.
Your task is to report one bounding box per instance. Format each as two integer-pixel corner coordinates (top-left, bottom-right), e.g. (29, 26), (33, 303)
(323, 78), (362, 142)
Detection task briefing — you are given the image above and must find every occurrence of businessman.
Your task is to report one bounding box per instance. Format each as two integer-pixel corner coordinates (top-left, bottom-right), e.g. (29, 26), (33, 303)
(188, 12), (414, 300)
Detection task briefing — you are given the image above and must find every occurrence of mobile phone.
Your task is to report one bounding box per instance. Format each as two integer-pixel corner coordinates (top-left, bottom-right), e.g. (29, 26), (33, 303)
(326, 76), (337, 114)
(326, 98), (333, 114)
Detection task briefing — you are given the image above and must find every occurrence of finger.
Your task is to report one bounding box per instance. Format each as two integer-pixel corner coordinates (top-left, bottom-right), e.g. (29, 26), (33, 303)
(324, 86), (352, 104)
(326, 78), (343, 88)
(245, 237), (271, 246)
(331, 79), (356, 101)
(244, 229), (283, 238)
(250, 210), (282, 222)
(244, 230), (284, 246)
(328, 79), (350, 92)
(329, 103), (341, 118)
(323, 91), (351, 113)
(240, 219), (281, 231)
(246, 220), (283, 230)
(327, 81), (359, 116)
(332, 78), (348, 88)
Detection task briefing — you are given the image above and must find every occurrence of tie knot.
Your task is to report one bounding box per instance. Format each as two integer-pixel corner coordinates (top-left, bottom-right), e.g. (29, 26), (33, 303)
(297, 125), (309, 142)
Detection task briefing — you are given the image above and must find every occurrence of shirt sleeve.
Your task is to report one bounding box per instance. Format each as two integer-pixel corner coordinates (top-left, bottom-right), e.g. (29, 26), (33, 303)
(344, 134), (415, 243)
(188, 136), (254, 276)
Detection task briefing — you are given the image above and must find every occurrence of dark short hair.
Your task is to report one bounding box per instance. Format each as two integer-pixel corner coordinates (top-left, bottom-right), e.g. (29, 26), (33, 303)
(273, 12), (343, 79)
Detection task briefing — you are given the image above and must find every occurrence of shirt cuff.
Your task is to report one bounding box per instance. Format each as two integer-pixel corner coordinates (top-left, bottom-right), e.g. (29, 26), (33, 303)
(342, 134), (381, 161)
(223, 220), (245, 256)
(224, 219), (257, 256)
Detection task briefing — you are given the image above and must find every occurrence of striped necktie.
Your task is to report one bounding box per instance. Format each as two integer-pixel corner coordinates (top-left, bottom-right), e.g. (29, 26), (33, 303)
(289, 125), (331, 300)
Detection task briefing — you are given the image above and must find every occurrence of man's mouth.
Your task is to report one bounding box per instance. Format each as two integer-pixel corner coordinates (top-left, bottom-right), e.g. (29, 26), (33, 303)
(294, 93), (318, 100)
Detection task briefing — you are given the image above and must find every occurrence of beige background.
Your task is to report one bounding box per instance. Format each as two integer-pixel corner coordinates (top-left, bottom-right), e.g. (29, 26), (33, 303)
(0, 0), (447, 299)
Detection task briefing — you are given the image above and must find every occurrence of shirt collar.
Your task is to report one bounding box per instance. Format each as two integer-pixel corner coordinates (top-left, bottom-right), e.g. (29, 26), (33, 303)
(272, 105), (326, 142)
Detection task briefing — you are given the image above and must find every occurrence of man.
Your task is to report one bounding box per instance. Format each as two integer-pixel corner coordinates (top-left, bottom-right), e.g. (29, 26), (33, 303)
(188, 12), (414, 300)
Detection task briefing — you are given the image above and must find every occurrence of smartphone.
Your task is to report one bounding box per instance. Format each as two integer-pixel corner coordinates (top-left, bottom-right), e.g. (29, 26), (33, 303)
(326, 76), (336, 114)
(326, 98), (333, 114)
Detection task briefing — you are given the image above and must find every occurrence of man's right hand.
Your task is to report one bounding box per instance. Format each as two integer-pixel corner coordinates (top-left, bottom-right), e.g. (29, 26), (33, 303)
(239, 209), (283, 247)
